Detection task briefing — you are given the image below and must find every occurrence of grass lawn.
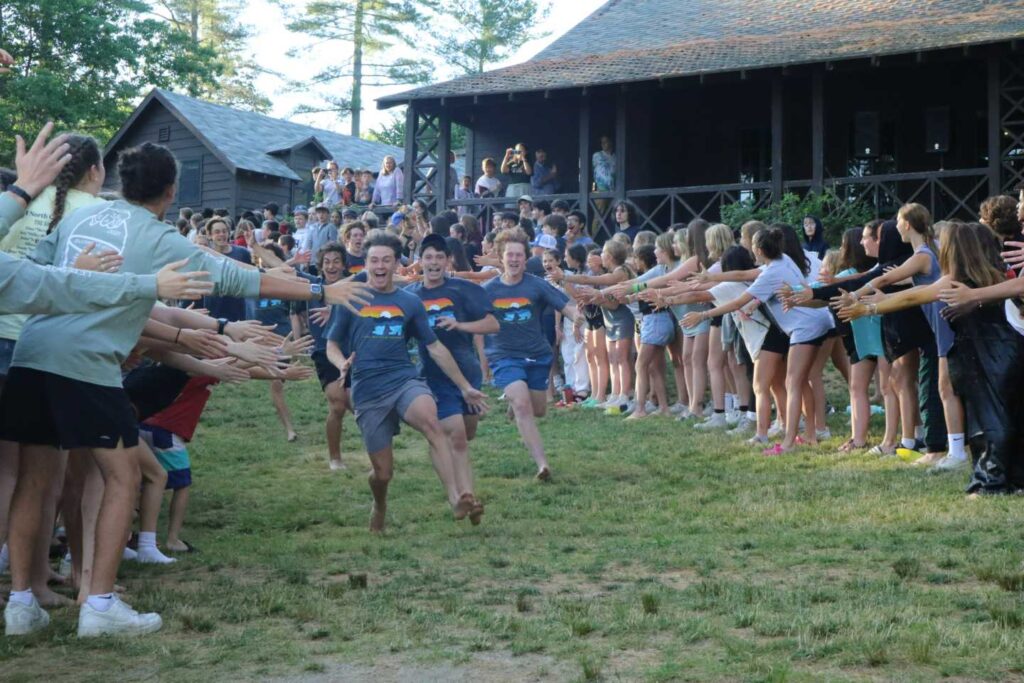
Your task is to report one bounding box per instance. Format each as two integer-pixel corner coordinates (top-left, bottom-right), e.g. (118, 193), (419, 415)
(2, 376), (1024, 682)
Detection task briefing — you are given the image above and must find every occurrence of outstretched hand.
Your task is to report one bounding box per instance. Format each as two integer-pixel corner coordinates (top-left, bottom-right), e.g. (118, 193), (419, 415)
(324, 279), (373, 313)
(462, 386), (489, 416)
(74, 242), (123, 273)
(156, 259), (214, 300)
(13, 122), (71, 199)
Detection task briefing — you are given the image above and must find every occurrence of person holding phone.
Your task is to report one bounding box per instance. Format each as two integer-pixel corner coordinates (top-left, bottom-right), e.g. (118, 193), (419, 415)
(501, 144), (532, 199)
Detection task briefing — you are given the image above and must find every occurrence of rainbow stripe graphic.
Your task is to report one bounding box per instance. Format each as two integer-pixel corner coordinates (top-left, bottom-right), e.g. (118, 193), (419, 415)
(359, 304), (404, 319)
(493, 297), (530, 310)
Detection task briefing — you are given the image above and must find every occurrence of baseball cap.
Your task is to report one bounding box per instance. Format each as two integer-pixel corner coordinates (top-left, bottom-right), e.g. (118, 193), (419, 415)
(531, 233), (557, 250)
(518, 195), (534, 204)
(293, 205), (308, 216)
(314, 203), (329, 211)
(390, 211), (406, 226)
(419, 233), (449, 255)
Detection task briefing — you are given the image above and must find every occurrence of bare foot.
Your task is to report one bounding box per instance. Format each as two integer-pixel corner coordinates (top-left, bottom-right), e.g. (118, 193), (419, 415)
(625, 412), (648, 421)
(469, 498), (484, 526)
(453, 493), (474, 521)
(33, 587), (72, 608)
(536, 466), (551, 482)
(913, 451), (944, 467)
(369, 503), (387, 533)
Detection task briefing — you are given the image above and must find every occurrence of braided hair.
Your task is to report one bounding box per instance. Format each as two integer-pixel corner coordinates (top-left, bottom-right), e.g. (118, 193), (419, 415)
(47, 134), (101, 234)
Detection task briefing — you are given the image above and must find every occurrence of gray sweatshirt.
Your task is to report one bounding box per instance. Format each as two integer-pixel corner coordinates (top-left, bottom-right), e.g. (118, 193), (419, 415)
(0, 194), (161, 314)
(15, 199), (259, 387)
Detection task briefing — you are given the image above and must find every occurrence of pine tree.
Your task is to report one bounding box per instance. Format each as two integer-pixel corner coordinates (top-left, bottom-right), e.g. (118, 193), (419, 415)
(430, 0), (550, 76)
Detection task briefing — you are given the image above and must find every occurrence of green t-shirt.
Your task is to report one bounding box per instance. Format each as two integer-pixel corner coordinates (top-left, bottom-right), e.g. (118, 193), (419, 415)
(15, 199), (260, 387)
(0, 187), (102, 341)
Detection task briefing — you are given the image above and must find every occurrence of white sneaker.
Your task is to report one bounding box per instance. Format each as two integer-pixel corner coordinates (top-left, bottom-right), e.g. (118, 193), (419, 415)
(123, 547), (138, 561)
(930, 453), (969, 472)
(77, 596), (162, 637)
(725, 410), (741, 426)
(694, 412), (729, 430)
(767, 420), (783, 438)
(553, 375), (564, 391)
(816, 429), (832, 440)
(136, 546), (177, 565)
(746, 434), (769, 445)
(728, 417), (757, 435)
(669, 402), (687, 415)
(329, 460), (346, 471)
(4, 597), (50, 636)
(644, 401), (658, 414)
(58, 552), (72, 579)
(599, 395), (620, 409)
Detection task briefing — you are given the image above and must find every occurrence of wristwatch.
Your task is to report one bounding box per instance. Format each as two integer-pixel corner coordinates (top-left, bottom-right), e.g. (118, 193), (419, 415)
(216, 317), (228, 335)
(310, 282), (325, 303)
(6, 184), (33, 204)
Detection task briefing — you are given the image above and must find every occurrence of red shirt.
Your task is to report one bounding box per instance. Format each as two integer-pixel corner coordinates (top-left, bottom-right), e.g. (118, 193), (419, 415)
(143, 376), (219, 442)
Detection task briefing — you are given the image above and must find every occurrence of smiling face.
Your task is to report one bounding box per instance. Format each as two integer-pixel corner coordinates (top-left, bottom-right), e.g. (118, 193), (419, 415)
(541, 251), (559, 273)
(209, 222), (230, 248)
(420, 246), (448, 286)
(384, 157), (396, 173)
(366, 244), (397, 289)
(502, 241), (527, 278)
(320, 250), (344, 284)
(567, 215), (582, 235)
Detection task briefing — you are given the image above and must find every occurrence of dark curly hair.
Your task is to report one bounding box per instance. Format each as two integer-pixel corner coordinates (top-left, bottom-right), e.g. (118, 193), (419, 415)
(117, 142), (178, 204)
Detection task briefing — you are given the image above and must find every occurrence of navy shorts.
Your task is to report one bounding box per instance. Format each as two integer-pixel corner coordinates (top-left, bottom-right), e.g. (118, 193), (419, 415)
(492, 354), (553, 392)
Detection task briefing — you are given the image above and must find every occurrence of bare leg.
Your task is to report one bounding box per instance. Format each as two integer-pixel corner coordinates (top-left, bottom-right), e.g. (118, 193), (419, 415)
(726, 349), (753, 408)
(782, 344), (819, 450)
(324, 382), (348, 468)
(73, 451), (102, 603)
(753, 352), (783, 438)
(650, 349), (670, 414)
(439, 414), (474, 502)
(366, 448), (393, 532)
(8, 445), (62, 593)
(136, 441), (166, 535)
(0, 441), (18, 547)
(269, 380), (297, 442)
(165, 487), (190, 551)
(627, 344), (657, 419)
(504, 381), (550, 475)
(809, 340), (832, 433)
(688, 333), (709, 416)
(88, 444), (142, 595)
(605, 335), (621, 398)
(848, 359), (874, 447)
(891, 352), (919, 443)
(403, 394), (467, 515)
(878, 358), (899, 449)
(617, 338), (635, 400)
(668, 333), (688, 407)
(937, 357), (964, 436)
(707, 327), (726, 411)
(30, 450), (69, 606)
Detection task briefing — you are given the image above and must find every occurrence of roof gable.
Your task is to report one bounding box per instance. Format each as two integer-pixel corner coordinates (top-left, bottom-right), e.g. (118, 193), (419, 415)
(378, 0), (1024, 106)
(107, 89), (403, 181)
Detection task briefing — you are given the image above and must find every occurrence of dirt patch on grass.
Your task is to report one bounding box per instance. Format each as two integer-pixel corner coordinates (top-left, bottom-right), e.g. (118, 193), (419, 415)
(275, 651), (575, 682)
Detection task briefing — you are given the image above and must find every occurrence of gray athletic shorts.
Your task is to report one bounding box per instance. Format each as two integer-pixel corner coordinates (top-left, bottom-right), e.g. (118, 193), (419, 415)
(354, 378), (433, 454)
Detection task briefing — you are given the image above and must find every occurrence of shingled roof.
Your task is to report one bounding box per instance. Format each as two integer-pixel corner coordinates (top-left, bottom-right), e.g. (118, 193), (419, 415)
(108, 89), (403, 181)
(378, 0), (1024, 108)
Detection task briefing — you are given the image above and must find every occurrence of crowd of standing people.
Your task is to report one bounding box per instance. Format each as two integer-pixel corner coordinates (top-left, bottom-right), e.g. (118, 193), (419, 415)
(2, 98), (1024, 642)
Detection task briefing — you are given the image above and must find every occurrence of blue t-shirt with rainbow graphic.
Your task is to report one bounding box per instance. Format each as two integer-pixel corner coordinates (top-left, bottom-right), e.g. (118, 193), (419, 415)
(482, 273), (569, 362)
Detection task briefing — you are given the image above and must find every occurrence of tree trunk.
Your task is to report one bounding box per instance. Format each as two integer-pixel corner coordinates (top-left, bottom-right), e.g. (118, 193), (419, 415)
(351, 0), (364, 137)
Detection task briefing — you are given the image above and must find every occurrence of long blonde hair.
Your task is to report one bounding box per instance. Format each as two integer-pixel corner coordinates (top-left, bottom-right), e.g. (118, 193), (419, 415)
(705, 223), (734, 262)
(379, 155), (397, 176)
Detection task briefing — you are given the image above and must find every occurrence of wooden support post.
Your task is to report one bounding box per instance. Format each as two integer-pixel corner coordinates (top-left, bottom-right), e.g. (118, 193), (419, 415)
(771, 76), (784, 201)
(578, 96), (591, 215)
(465, 126), (476, 192)
(403, 104), (416, 203)
(812, 70), (824, 194)
(987, 52), (1001, 194)
(615, 91), (627, 201)
(437, 110), (451, 212)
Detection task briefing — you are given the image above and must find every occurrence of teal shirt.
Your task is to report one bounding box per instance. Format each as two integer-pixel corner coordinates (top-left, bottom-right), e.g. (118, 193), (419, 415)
(14, 199), (260, 387)
(0, 194), (160, 315)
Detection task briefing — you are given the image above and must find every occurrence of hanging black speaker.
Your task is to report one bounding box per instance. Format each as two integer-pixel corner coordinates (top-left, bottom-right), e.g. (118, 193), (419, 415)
(925, 106), (950, 153)
(854, 111), (880, 159)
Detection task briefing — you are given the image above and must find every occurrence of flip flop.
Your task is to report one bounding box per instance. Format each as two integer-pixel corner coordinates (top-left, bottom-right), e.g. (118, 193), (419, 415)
(168, 540), (198, 554)
(762, 443), (788, 457)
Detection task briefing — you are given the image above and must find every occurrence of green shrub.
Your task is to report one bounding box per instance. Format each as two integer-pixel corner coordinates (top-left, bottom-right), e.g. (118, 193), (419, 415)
(720, 191), (874, 246)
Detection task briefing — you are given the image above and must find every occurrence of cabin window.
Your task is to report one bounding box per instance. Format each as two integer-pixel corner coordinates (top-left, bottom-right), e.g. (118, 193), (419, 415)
(158, 126), (171, 143)
(178, 159), (202, 204)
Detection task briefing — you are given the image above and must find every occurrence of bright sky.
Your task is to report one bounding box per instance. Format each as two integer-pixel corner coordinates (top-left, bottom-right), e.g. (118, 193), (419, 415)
(243, 0), (606, 136)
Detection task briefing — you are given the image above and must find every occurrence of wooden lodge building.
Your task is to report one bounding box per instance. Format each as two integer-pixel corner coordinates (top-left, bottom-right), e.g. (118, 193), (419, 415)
(379, 0), (1024, 235)
(103, 89), (403, 219)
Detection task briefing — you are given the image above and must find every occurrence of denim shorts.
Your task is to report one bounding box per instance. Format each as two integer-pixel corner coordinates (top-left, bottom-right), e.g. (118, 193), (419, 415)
(640, 312), (675, 346)
(0, 338), (15, 377)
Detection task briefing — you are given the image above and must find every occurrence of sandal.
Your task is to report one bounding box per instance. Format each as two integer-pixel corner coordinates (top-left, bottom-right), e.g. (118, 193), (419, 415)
(867, 443), (896, 457)
(837, 439), (867, 453)
(762, 443), (789, 457)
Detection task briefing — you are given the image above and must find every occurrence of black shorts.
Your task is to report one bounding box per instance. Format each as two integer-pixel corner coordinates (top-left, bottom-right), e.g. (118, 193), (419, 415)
(123, 364), (190, 421)
(709, 314), (723, 328)
(0, 367), (139, 449)
(312, 350), (348, 391)
(792, 332), (829, 347)
(760, 323), (790, 355)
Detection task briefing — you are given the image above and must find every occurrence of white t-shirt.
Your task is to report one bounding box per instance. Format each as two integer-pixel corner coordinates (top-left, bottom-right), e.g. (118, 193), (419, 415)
(476, 175), (501, 196)
(745, 254), (833, 344)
